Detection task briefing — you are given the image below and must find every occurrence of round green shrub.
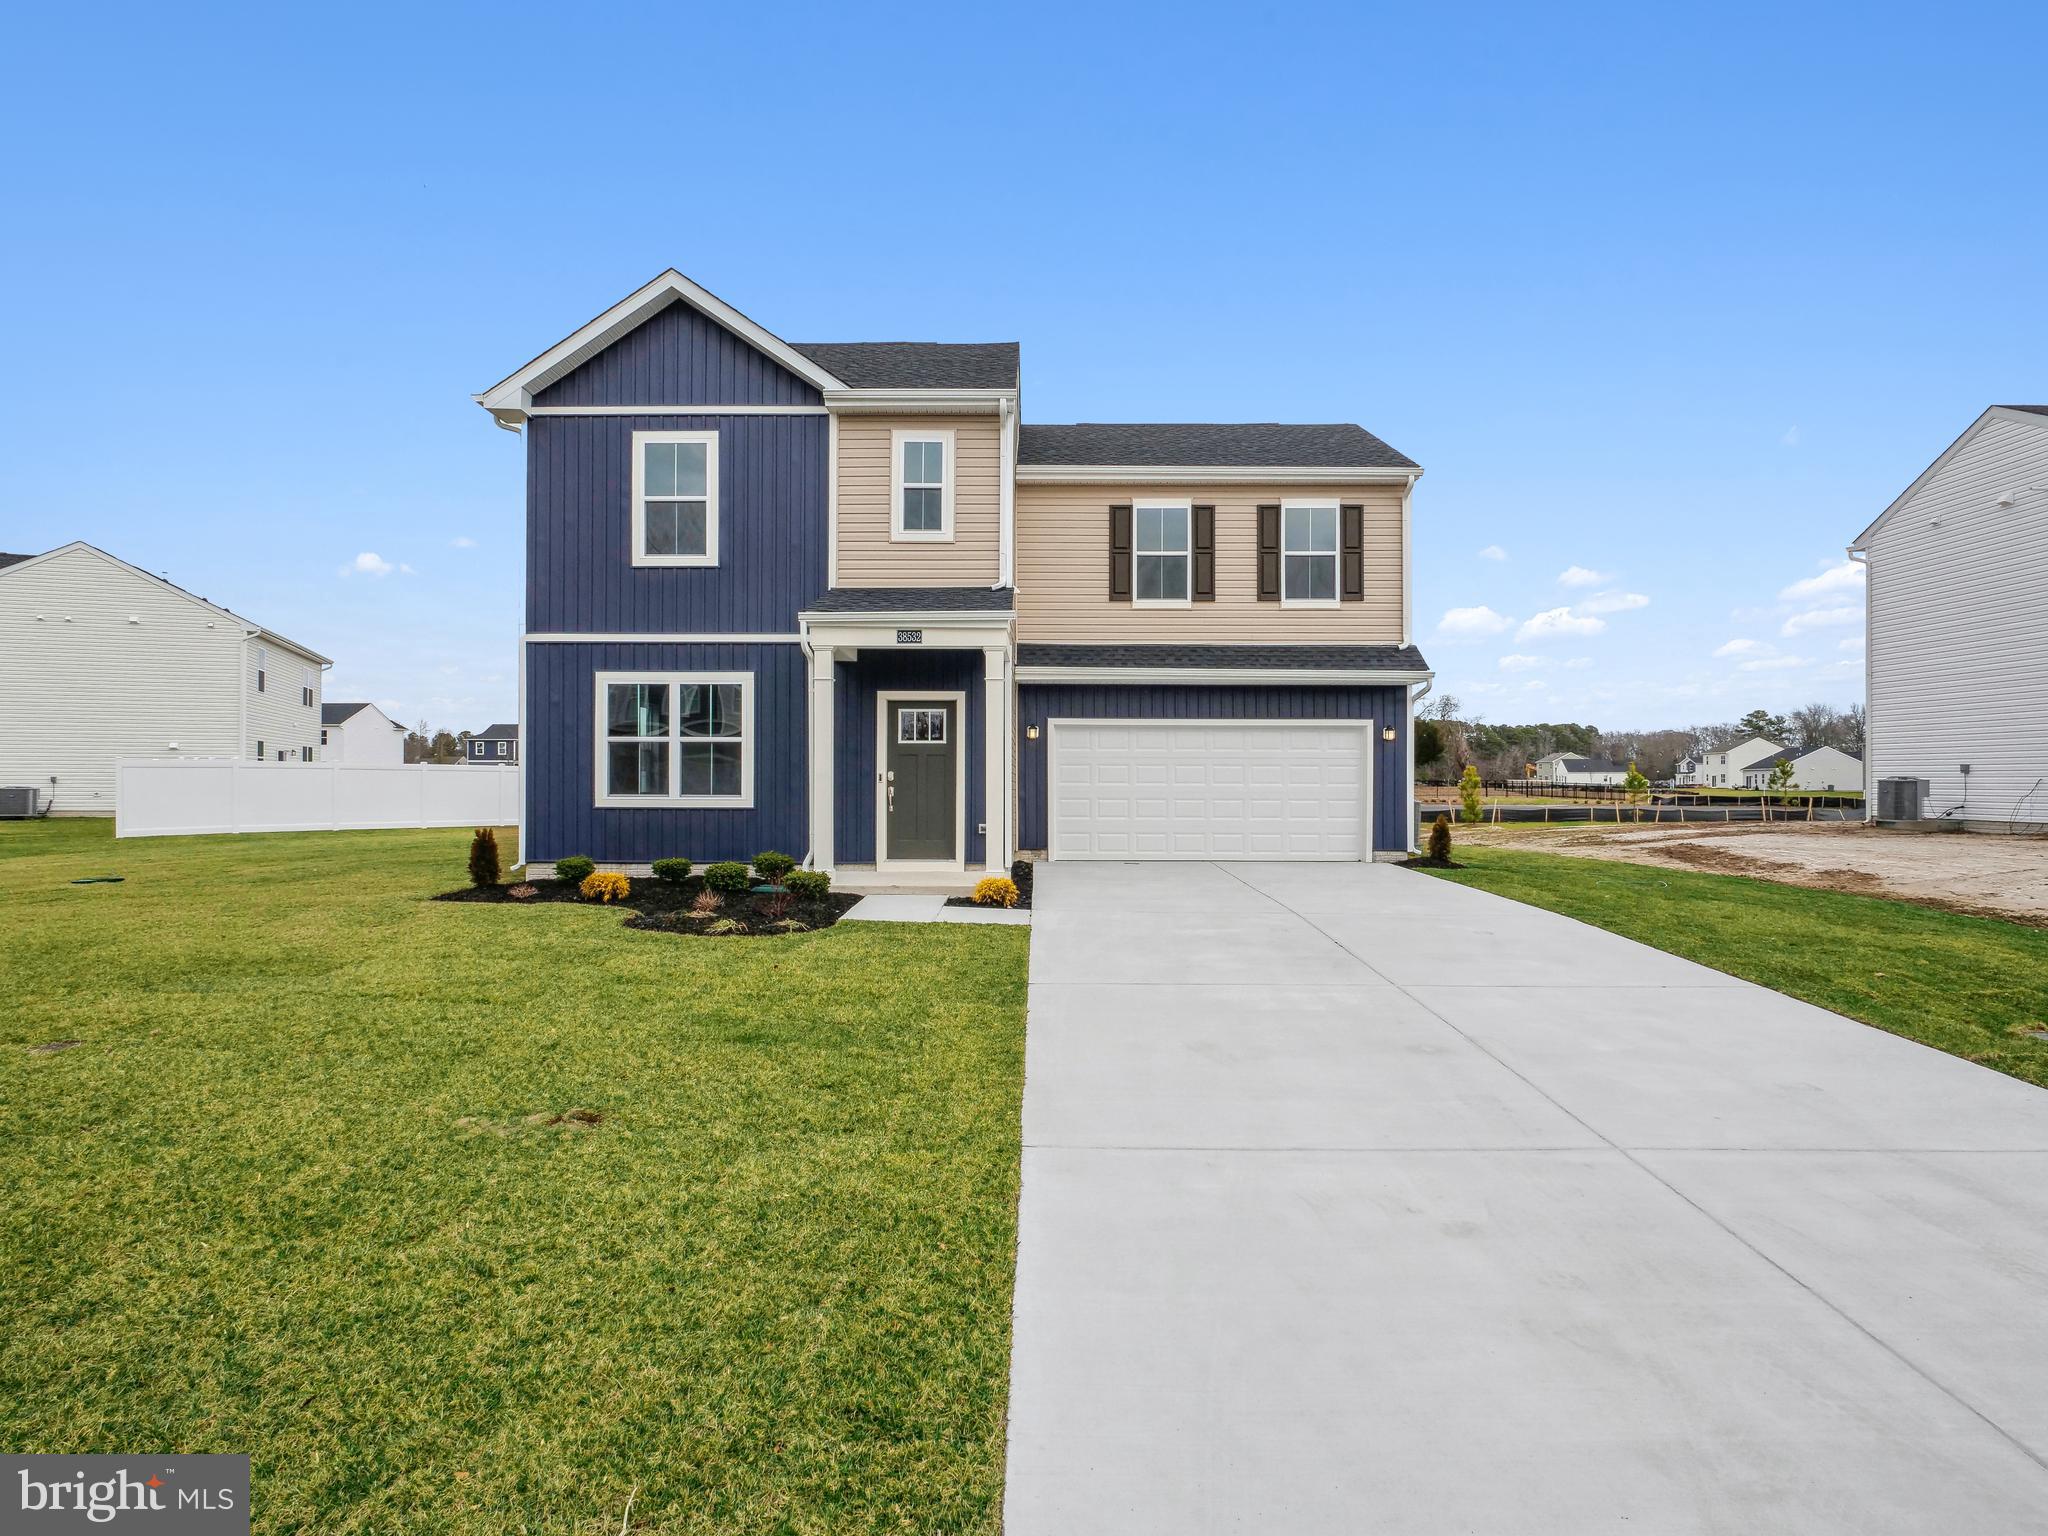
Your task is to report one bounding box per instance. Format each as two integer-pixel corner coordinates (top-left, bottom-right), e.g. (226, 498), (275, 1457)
(751, 850), (797, 883)
(554, 856), (596, 885)
(651, 857), (693, 884)
(704, 861), (751, 894)
(784, 868), (831, 901)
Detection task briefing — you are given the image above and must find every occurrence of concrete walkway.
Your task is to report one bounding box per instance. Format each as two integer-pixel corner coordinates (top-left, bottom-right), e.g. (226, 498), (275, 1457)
(1005, 860), (2048, 1534)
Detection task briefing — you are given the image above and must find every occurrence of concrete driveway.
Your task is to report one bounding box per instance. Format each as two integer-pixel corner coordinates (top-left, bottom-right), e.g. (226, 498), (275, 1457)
(1004, 860), (2048, 1535)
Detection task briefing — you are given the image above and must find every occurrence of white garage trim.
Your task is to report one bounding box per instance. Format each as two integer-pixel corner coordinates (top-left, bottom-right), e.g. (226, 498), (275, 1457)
(1045, 718), (1373, 862)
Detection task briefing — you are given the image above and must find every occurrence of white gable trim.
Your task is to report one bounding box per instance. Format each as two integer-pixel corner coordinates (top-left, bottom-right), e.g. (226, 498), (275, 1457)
(0, 541), (331, 664)
(473, 269), (849, 430)
(1850, 406), (2048, 551)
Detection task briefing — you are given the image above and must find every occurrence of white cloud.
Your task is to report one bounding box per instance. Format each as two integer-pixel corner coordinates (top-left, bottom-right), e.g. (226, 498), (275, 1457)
(1779, 560), (1864, 602)
(1435, 605), (1515, 639)
(1562, 656), (1594, 670)
(1497, 654), (1548, 672)
(1739, 655), (1810, 672)
(340, 551), (397, 578)
(1557, 565), (1611, 588)
(1781, 425), (1801, 447)
(1517, 606), (1606, 641)
(1781, 605), (1862, 637)
(1578, 590), (1649, 615)
(1713, 638), (1767, 658)
(1838, 634), (1866, 651)
(1477, 544), (1507, 562)
(449, 536), (478, 549)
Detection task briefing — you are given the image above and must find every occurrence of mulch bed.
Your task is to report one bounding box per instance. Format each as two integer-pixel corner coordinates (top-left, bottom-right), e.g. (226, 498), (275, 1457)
(436, 874), (860, 937)
(1398, 856), (1467, 871)
(942, 860), (1035, 912)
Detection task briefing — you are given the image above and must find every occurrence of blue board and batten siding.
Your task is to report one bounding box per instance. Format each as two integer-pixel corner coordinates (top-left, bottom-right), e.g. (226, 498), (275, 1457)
(533, 300), (824, 408)
(1015, 683), (1410, 856)
(833, 650), (985, 867)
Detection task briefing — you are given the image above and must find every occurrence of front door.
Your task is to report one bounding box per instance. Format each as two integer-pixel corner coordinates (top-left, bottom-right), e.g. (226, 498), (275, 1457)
(885, 700), (957, 862)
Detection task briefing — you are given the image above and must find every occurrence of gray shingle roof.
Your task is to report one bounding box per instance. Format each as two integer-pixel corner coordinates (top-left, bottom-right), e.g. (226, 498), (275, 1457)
(805, 587), (1014, 614)
(474, 723), (519, 740)
(789, 342), (1019, 390)
(1017, 643), (1429, 673)
(1019, 423), (1418, 470)
(0, 551), (32, 570)
(321, 702), (373, 725)
(1558, 756), (1625, 774)
(1999, 404), (2048, 417)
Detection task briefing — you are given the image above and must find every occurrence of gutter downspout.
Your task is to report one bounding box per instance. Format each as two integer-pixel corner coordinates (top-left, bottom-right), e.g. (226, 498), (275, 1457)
(1847, 546), (1870, 820)
(1406, 677), (1432, 854)
(996, 393), (1017, 590)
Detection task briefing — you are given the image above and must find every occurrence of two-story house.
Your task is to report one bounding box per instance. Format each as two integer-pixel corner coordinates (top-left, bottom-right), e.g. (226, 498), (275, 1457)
(465, 724), (519, 765)
(476, 270), (1430, 876)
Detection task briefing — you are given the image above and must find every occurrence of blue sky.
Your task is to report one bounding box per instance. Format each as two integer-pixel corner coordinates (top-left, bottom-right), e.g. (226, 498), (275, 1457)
(3, 2), (2040, 732)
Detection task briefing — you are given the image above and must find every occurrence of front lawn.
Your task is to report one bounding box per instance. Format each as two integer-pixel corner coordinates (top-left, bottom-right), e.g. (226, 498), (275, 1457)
(1422, 845), (2048, 1088)
(0, 820), (1029, 1534)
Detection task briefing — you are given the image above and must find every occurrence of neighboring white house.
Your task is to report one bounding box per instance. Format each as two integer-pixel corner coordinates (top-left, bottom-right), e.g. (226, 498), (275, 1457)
(1851, 404), (2048, 828)
(0, 542), (330, 816)
(1740, 745), (1865, 792)
(320, 701), (407, 765)
(1692, 736), (1784, 788)
(1530, 751), (1628, 787)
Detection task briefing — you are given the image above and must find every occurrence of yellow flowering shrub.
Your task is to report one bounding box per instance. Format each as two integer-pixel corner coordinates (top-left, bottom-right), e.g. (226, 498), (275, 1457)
(579, 870), (631, 904)
(972, 876), (1019, 908)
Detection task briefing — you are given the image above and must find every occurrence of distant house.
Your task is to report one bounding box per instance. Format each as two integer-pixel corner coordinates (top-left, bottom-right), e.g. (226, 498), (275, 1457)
(1740, 746), (1864, 792)
(0, 541), (329, 815)
(1851, 405), (2048, 827)
(1691, 736), (1783, 788)
(1530, 751), (1627, 787)
(466, 723), (518, 765)
(320, 701), (407, 766)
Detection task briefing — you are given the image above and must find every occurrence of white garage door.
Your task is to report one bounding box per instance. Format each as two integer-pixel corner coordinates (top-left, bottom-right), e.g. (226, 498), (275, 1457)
(1049, 720), (1371, 861)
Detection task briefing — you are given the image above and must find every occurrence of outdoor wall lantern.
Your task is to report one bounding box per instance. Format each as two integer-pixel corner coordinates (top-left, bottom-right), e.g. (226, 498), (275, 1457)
(1381, 726), (1397, 741)
(1025, 725), (1040, 740)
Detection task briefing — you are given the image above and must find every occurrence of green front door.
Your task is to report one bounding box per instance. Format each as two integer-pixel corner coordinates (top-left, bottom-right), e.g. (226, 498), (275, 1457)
(885, 700), (957, 862)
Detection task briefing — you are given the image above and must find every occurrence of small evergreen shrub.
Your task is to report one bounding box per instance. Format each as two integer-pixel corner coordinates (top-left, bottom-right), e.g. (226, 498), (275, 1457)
(651, 857), (693, 885)
(973, 875), (1020, 908)
(785, 868), (831, 901)
(751, 850), (797, 883)
(555, 856), (596, 885)
(704, 861), (750, 894)
(1427, 814), (1452, 863)
(468, 827), (501, 887)
(580, 870), (631, 904)
(1457, 764), (1484, 825)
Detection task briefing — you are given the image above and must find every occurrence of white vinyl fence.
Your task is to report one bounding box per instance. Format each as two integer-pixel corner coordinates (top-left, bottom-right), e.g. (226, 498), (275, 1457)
(116, 759), (520, 839)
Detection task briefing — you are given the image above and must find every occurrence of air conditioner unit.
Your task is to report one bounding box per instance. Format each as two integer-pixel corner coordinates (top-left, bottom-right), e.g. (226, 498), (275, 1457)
(1876, 777), (1930, 821)
(0, 786), (45, 819)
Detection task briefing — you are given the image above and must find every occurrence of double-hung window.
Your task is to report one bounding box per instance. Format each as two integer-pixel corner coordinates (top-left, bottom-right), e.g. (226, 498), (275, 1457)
(892, 428), (954, 540)
(595, 672), (754, 808)
(300, 665), (315, 707)
(1133, 501), (1191, 604)
(1281, 501), (1340, 605)
(631, 430), (719, 566)
(255, 645), (268, 693)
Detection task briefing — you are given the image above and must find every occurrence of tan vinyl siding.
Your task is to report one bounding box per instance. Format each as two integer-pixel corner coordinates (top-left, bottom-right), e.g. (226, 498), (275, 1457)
(836, 415), (1001, 586)
(1016, 482), (1405, 642)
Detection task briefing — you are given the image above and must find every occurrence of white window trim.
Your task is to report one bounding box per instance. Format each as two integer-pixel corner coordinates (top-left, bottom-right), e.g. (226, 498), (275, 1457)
(1131, 498), (1194, 608)
(630, 430), (720, 568)
(890, 427), (956, 543)
(1280, 498), (1341, 609)
(592, 670), (755, 809)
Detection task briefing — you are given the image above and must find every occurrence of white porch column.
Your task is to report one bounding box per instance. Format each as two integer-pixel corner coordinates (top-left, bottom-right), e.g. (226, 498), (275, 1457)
(809, 645), (836, 873)
(983, 645), (1010, 872)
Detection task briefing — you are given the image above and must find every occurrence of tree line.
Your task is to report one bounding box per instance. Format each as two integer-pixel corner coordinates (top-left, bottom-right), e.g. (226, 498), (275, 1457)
(1415, 699), (1865, 782)
(404, 722), (477, 764)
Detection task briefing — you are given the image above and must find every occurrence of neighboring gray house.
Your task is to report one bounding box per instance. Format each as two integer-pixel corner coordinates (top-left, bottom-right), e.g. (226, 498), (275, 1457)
(466, 722), (518, 765)
(1851, 405), (2048, 828)
(0, 541), (329, 815)
(320, 701), (407, 766)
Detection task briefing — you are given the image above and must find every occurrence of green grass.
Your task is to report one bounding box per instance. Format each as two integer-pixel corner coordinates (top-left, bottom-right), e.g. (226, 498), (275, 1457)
(1422, 845), (2048, 1088)
(0, 820), (1029, 1534)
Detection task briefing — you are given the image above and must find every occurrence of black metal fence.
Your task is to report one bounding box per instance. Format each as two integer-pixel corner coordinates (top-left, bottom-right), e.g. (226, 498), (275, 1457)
(1415, 802), (1864, 828)
(1417, 778), (1864, 810)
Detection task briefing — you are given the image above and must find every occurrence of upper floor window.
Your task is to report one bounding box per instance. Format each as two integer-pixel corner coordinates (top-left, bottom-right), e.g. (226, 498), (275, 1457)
(255, 645), (268, 693)
(1133, 502), (1191, 605)
(631, 430), (719, 567)
(496, 740), (508, 757)
(1282, 502), (1339, 606)
(892, 429), (954, 541)
(300, 666), (315, 707)
(595, 672), (754, 808)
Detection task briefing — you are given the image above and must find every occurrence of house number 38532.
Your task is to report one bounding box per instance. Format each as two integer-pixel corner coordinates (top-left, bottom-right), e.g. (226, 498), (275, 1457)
(896, 629), (923, 645)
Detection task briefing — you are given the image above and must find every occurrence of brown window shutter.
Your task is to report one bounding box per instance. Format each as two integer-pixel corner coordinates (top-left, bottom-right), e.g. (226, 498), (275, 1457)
(1256, 504), (1281, 601)
(1341, 503), (1365, 601)
(1108, 504), (1133, 600)
(1192, 505), (1216, 600)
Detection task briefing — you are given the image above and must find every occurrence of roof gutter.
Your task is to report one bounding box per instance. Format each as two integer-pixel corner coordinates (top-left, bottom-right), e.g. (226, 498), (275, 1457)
(1016, 464), (1424, 485)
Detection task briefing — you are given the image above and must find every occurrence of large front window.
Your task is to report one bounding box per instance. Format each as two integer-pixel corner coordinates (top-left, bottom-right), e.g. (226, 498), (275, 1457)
(595, 672), (753, 807)
(1133, 502), (1190, 604)
(631, 431), (719, 566)
(1282, 501), (1339, 604)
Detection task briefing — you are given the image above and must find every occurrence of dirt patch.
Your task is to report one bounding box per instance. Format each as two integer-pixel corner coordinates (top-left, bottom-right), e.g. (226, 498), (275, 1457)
(27, 1040), (81, 1055)
(438, 874), (860, 937)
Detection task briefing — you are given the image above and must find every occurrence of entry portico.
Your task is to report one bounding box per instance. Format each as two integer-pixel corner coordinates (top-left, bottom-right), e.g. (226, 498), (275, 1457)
(799, 587), (1014, 879)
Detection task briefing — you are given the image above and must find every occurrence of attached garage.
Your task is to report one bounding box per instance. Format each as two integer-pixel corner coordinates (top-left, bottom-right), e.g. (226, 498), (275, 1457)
(1048, 720), (1369, 860)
